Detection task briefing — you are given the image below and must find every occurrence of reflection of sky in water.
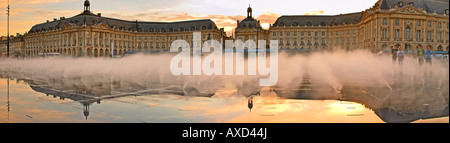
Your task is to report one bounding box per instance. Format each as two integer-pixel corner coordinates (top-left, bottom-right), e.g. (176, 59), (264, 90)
(0, 78), (447, 123)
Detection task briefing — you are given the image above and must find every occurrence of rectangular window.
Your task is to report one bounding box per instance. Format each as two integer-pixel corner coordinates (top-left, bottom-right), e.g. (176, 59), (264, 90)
(382, 29), (388, 39)
(416, 30), (422, 41)
(395, 19), (400, 26)
(405, 28), (411, 40)
(427, 31), (432, 40)
(417, 21), (421, 26)
(382, 18), (387, 25)
(395, 29), (400, 41)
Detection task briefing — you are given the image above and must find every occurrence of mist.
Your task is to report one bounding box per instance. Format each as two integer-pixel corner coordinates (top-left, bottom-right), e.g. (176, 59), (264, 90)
(0, 49), (448, 99)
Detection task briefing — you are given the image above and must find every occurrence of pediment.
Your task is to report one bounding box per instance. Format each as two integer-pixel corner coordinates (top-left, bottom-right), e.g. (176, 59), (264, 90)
(393, 6), (426, 15)
(93, 23), (110, 29)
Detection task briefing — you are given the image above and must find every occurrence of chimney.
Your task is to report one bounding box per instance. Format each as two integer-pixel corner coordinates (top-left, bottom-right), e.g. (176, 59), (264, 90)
(46, 20), (50, 23)
(97, 13), (101, 17)
(54, 18), (57, 21)
(237, 20), (240, 26)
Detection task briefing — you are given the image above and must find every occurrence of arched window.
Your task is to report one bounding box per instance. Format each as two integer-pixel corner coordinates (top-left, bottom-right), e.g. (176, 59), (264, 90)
(161, 28), (166, 32)
(149, 28), (154, 32)
(202, 26), (206, 30)
(408, 2), (414, 6)
(169, 28), (173, 32)
(320, 22), (326, 26)
(293, 22), (298, 26)
(307, 22), (312, 26)
(191, 26), (195, 31)
(279, 22), (285, 27)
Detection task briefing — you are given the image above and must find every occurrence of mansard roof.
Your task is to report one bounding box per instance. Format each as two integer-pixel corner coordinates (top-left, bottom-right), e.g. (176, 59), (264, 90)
(272, 12), (363, 27)
(379, 0), (449, 14)
(28, 12), (219, 34)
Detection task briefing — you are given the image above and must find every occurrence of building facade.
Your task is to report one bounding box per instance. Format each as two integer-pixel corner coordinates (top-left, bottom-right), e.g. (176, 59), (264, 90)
(22, 0), (227, 57)
(267, 0), (449, 53)
(1, 0), (449, 58)
(0, 34), (24, 57)
(234, 5), (270, 48)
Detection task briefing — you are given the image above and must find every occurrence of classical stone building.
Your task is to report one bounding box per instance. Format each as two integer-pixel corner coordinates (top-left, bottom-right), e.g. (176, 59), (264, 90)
(234, 5), (270, 48)
(23, 0), (227, 57)
(0, 34), (24, 57)
(268, 0), (449, 53)
(2, 0), (449, 58)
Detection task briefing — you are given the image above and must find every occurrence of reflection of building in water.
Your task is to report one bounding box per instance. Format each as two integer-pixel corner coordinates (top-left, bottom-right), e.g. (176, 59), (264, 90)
(29, 84), (99, 121)
(15, 74), (224, 120)
(273, 72), (449, 123)
(83, 102), (90, 120)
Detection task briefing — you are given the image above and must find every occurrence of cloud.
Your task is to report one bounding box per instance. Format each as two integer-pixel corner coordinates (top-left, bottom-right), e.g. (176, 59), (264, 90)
(304, 10), (325, 15)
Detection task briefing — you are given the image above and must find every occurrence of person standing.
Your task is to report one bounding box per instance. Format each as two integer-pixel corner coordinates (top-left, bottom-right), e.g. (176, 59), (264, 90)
(392, 45), (398, 63)
(425, 46), (433, 65)
(416, 45), (425, 65)
(397, 46), (405, 66)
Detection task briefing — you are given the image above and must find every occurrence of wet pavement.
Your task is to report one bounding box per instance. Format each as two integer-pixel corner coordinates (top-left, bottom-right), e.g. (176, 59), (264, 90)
(0, 75), (447, 123)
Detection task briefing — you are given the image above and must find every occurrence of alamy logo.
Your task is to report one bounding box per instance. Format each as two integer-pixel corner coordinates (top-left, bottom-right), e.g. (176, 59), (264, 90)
(170, 32), (279, 86)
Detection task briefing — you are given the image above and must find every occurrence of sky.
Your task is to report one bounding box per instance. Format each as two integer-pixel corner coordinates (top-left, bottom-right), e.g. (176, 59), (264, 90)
(0, 0), (378, 37)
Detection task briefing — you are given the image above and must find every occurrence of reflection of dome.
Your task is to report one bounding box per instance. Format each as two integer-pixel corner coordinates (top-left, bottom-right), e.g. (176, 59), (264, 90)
(82, 103), (90, 120)
(248, 97), (254, 112)
(83, 110), (90, 119)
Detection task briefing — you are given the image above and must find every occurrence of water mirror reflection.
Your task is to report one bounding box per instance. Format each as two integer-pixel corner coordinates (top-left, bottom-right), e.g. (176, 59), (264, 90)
(0, 52), (448, 123)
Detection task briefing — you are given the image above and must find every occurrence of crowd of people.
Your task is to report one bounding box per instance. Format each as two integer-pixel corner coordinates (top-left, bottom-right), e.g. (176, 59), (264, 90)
(391, 44), (436, 66)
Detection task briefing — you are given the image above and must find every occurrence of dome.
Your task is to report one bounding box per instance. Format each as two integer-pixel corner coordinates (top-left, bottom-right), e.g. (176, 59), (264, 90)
(237, 17), (261, 30)
(84, 0), (90, 7)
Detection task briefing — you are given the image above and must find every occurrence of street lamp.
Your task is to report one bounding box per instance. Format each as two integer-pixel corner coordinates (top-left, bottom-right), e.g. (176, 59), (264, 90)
(6, 0), (10, 58)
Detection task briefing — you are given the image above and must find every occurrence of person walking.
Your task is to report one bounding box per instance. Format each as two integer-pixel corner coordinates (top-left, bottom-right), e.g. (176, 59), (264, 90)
(397, 46), (405, 66)
(425, 46), (433, 65)
(392, 45), (398, 63)
(416, 45), (425, 65)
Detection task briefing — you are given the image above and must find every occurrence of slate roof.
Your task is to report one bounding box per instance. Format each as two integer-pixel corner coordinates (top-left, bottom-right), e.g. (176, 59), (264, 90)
(28, 12), (219, 34)
(379, 0), (449, 14)
(237, 17), (261, 30)
(272, 12), (363, 27)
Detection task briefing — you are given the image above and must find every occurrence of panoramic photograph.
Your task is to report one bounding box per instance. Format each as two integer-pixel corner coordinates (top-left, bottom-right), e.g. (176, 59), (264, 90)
(0, 0), (448, 126)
